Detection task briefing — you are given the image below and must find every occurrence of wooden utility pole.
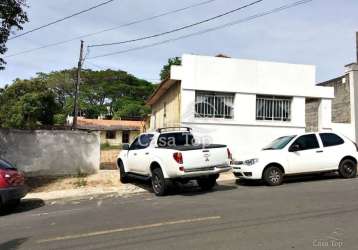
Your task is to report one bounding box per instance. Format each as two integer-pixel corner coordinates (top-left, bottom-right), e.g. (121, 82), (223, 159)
(72, 40), (84, 130)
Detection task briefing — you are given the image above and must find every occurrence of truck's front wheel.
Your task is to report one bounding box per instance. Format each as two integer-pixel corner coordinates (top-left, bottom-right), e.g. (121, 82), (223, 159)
(197, 176), (217, 191)
(151, 168), (169, 196)
(118, 160), (129, 183)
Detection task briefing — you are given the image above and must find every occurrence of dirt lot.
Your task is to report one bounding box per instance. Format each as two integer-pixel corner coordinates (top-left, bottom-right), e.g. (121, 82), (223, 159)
(26, 170), (234, 193)
(26, 170), (123, 193)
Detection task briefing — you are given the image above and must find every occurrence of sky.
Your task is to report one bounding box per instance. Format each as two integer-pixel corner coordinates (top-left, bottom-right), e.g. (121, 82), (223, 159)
(1, 0), (358, 87)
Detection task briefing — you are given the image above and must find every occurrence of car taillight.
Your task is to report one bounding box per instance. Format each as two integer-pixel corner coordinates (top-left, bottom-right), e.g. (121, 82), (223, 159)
(173, 152), (183, 164)
(0, 170), (10, 187)
(227, 148), (233, 160)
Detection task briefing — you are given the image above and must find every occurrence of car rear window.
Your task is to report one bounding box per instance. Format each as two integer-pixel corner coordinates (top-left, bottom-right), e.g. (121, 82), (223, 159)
(0, 159), (16, 170)
(157, 132), (195, 147)
(319, 133), (344, 147)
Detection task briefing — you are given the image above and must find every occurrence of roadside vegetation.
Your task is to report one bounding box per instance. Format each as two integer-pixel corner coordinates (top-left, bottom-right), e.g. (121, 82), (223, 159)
(100, 142), (121, 150)
(0, 56), (180, 129)
(0, 69), (156, 129)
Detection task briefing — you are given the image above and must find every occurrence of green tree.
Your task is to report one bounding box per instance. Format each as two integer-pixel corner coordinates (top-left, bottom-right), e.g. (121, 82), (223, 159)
(112, 98), (150, 120)
(0, 79), (59, 129)
(160, 57), (181, 81)
(0, 68), (156, 128)
(0, 0), (29, 70)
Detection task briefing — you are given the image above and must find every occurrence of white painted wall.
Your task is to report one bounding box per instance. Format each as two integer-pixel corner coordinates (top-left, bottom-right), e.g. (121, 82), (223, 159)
(172, 54), (335, 158)
(331, 123), (355, 141)
(318, 98), (332, 130)
(178, 54), (334, 98)
(346, 64), (358, 142)
(181, 90), (307, 157)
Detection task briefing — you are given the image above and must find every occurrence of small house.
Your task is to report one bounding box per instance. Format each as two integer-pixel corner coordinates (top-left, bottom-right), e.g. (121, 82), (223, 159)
(77, 118), (142, 146)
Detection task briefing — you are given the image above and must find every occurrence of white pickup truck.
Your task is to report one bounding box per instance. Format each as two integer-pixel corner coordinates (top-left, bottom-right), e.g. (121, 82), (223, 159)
(117, 127), (232, 196)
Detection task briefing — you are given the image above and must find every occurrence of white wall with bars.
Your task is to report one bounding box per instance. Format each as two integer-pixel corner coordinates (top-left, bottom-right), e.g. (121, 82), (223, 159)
(256, 95), (292, 122)
(181, 90), (308, 157)
(195, 91), (234, 119)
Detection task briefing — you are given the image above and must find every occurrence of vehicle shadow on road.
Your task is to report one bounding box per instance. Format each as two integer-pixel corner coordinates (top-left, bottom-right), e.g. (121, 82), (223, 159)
(171, 182), (238, 196)
(236, 173), (342, 186)
(127, 178), (153, 193)
(0, 198), (45, 216)
(0, 238), (28, 250)
(128, 178), (237, 196)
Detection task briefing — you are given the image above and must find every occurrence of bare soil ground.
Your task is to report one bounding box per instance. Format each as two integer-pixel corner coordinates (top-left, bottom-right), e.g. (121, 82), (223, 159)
(26, 170), (234, 193)
(26, 170), (122, 193)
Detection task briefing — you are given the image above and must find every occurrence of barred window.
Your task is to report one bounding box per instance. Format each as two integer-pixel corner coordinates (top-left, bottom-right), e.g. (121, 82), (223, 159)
(256, 95), (292, 121)
(106, 131), (116, 139)
(195, 91), (234, 119)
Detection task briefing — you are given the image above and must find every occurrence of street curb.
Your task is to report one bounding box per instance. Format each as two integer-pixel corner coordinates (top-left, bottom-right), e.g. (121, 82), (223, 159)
(25, 177), (237, 204)
(25, 190), (148, 204)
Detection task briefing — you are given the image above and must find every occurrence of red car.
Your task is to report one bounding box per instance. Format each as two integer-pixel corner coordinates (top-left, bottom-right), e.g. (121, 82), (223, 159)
(0, 159), (27, 209)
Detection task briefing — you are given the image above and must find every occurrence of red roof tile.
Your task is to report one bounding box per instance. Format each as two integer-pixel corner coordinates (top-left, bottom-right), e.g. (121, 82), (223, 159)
(77, 118), (142, 131)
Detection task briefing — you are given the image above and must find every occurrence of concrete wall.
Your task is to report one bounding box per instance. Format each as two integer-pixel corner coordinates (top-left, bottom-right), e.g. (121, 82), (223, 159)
(100, 130), (139, 146)
(151, 82), (181, 129)
(305, 98), (320, 132)
(0, 129), (100, 176)
(318, 64), (358, 142)
(318, 75), (351, 123)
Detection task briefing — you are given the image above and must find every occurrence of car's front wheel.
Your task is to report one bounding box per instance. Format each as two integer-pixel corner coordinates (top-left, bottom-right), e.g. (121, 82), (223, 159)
(263, 166), (283, 186)
(151, 168), (169, 196)
(338, 159), (357, 178)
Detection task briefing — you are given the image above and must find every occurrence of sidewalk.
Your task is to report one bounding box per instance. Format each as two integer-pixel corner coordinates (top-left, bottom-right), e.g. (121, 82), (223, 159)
(25, 171), (236, 202)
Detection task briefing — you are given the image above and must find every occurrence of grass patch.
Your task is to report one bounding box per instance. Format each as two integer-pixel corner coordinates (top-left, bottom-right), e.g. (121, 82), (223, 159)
(74, 171), (88, 188)
(101, 142), (121, 150)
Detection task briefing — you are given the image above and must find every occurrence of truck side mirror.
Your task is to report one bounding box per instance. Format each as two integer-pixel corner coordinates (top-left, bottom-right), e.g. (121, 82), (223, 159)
(289, 144), (300, 152)
(122, 143), (130, 150)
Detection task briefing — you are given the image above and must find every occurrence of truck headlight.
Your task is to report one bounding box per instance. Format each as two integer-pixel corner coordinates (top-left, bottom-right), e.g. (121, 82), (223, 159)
(244, 158), (259, 166)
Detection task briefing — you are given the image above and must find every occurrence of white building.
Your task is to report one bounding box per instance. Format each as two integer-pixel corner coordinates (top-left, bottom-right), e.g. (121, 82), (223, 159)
(147, 54), (335, 158)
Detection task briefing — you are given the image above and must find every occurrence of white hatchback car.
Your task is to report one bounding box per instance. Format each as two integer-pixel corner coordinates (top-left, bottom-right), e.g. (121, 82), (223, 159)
(232, 132), (358, 186)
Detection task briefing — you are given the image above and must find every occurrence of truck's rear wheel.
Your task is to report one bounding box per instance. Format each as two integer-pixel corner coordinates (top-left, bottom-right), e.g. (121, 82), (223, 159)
(118, 160), (129, 183)
(151, 168), (169, 196)
(197, 176), (217, 191)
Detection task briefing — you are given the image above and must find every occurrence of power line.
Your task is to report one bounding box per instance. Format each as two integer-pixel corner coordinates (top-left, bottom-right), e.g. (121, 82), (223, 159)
(88, 0), (313, 60)
(83, 61), (160, 82)
(89, 0), (264, 48)
(5, 0), (218, 58)
(8, 0), (117, 40)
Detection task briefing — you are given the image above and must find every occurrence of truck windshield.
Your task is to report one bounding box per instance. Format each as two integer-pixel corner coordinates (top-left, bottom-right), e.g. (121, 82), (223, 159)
(157, 132), (195, 147)
(263, 135), (296, 150)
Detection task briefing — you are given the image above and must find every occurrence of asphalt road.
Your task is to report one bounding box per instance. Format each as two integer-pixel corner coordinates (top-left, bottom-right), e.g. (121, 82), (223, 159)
(1, 174), (358, 250)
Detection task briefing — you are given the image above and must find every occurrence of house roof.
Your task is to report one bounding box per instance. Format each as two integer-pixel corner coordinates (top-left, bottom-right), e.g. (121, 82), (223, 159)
(77, 118), (142, 131)
(317, 75), (346, 86)
(146, 78), (179, 106)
